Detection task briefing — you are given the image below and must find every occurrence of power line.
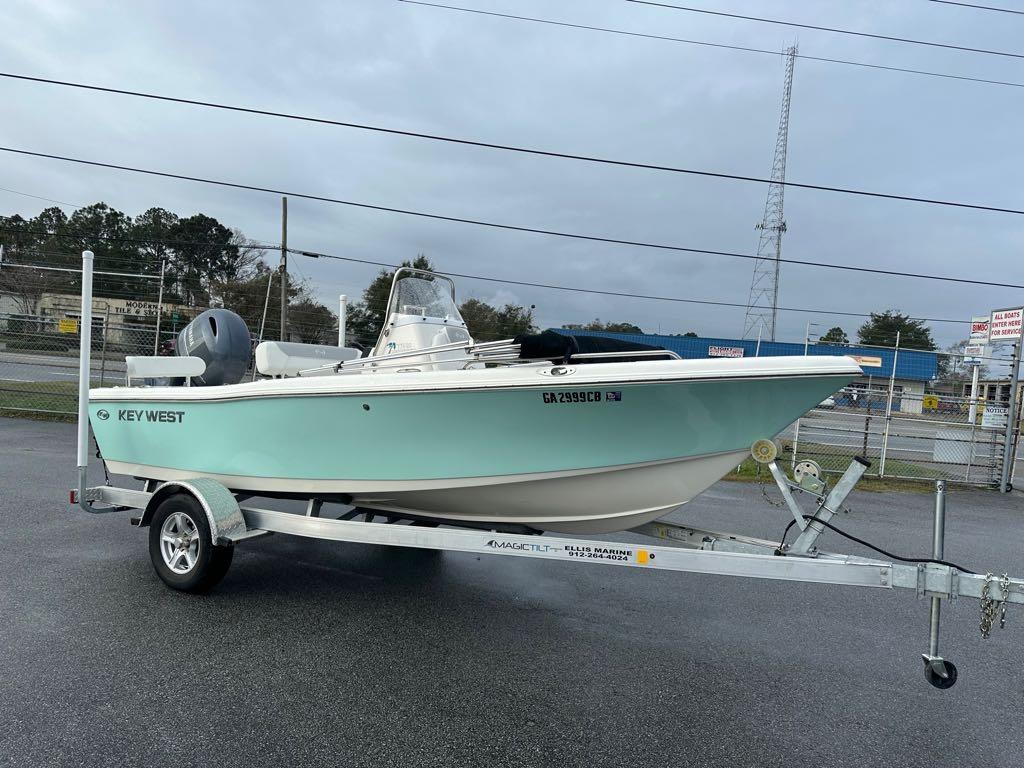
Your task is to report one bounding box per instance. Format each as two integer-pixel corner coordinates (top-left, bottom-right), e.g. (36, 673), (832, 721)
(401, 1), (1024, 90)
(3, 79), (1024, 215)
(628, 1), (1024, 60)
(0, 185), (84, 209)
(927, 0), (1024, 16)
(289, 246), (971, 324)
(2, 145), (1021, 289)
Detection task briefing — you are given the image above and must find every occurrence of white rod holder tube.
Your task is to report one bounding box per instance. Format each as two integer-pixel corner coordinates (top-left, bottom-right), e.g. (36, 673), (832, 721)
(76, 251), (94, 471)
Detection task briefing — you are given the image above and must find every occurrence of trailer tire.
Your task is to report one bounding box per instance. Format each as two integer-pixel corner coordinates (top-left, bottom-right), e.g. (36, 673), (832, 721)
(148, 493), (233, 593)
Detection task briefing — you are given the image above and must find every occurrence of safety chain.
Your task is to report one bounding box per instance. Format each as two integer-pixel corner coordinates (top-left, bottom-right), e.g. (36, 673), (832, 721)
(758, 473), (783, 508)
(980, 573), (1011, 639)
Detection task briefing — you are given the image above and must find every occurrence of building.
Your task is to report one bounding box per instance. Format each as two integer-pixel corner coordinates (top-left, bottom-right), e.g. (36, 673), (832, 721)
(556, 330), (939, 414)
(1, 290), (190, 351)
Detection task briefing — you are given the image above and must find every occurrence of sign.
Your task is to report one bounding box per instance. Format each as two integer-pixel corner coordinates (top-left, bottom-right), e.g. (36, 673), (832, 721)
(57, 318), (79, 334)
(114, 300), (162, 317)
(850, 355), (883, 368)
(964, 343), (987, 365)
(970, 315), (990, 342)
(708, 346), (744, 358)
(982, 404), (1009, 429)
(990, 307), (1023, 341)
(923, 394), (939, 410)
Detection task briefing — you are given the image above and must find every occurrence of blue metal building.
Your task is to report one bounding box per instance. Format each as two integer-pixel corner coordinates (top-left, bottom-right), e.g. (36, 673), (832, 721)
(556, 330), (939, 411)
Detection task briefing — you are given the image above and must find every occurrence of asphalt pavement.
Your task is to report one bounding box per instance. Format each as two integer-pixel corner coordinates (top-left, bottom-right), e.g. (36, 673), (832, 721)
(0, 351), (125, 382)
(2, 417), (1024, 767)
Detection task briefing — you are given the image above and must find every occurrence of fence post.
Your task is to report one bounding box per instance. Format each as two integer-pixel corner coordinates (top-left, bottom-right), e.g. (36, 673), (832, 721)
(879, 332), (901, 478)
(999, 339), (1022, 493)
(99, 305), (110, 387)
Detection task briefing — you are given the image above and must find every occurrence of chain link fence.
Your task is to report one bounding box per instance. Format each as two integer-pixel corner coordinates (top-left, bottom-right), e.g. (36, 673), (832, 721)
(780, 348), (1020, 488)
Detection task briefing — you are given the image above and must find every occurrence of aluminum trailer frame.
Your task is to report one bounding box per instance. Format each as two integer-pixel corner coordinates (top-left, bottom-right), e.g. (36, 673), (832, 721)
(71, 251), (1022, 690)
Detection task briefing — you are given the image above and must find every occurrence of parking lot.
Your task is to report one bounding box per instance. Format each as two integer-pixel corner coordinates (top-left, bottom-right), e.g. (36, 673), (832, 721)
(3, 416), (1024, 767)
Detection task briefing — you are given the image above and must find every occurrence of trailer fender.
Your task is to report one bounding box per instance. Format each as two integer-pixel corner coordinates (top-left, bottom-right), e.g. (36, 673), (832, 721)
(140, 478), (247, 545)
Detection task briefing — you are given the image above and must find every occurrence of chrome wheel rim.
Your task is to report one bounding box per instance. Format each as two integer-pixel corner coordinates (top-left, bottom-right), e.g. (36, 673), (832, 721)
(159, 511), (200, 574)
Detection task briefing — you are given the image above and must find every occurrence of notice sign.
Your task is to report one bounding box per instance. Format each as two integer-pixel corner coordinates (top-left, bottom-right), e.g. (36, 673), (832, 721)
(970, 315), (990, 342)
(57, 318), (79, 334)
(708, 346), (744, 358)
(850, 355), (883, 368)
(982, 405), (1009, 429)
(990, 307), (1023, 341)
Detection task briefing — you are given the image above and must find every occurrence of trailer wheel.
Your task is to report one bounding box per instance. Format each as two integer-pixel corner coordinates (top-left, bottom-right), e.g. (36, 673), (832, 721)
(148, 493), (233, 593)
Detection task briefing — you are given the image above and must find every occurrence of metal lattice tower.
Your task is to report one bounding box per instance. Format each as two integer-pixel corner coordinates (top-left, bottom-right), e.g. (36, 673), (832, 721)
(742, 45), (797, 341)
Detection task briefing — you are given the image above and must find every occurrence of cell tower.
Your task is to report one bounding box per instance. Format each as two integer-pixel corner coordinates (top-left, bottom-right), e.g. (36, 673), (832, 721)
(742, 45), (797, 341)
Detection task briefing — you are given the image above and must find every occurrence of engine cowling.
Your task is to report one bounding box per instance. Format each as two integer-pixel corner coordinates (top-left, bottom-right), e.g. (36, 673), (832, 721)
(176, 309), (251, 386)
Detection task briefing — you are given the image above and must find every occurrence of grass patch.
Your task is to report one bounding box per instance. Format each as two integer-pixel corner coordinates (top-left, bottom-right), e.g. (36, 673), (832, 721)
(0, 379), (80, 421)
(722, 440), (941, 493)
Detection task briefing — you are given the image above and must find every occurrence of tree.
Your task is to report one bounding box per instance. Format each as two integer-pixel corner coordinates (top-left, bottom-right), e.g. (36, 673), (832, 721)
(289, 298), (337, 344)
(682, 331), (698, 337)
(857, 311), (936, 350)
(131, 207), (180, 301)
(168, 214), (239, 306)
(459, 298), (536, 341)
(345, 254), (436, 345)
(564, 318), (643, 334)
(818, 326), (849, 346)
(937, 339), (989, 382)
(0, 210), (77, 323)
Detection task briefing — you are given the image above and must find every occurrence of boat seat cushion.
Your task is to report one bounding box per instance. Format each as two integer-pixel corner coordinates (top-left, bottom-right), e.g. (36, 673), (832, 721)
(125, 355), (206, 381)
(255, 341), (363, 377)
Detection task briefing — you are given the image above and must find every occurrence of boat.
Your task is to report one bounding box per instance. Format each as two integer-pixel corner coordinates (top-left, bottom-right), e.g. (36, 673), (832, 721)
(87, 268), (860, 534)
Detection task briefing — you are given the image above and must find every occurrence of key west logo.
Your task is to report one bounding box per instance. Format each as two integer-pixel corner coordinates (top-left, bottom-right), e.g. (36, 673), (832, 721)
(118, 409), (185, 423)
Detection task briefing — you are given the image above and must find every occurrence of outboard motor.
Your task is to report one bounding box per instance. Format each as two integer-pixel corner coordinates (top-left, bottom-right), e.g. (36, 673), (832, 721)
(176, 309), (251, 386)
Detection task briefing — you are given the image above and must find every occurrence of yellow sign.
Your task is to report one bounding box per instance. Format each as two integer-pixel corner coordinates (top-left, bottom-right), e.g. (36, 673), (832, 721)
(58, 318), (79, 334)
(923, 394), (939, 410)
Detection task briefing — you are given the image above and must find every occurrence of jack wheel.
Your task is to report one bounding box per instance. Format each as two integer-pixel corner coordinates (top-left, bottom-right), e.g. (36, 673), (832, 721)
(924, 659), (958, 689)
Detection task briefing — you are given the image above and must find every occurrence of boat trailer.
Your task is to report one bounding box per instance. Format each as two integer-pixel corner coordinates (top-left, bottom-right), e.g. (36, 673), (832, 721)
(74, 435), (1022, 689)
(71, 252), (1022, 690)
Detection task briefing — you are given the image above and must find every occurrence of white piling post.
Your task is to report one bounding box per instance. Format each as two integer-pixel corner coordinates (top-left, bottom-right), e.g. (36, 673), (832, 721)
(338, 294), (347, 347)
(967, 361), (981, 425)
(76, 251), (95, 492)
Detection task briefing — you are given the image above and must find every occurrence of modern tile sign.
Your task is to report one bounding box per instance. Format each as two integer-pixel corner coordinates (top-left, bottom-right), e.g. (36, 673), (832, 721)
(990, 308), (1023, 341)
(708, 346), (744, 358)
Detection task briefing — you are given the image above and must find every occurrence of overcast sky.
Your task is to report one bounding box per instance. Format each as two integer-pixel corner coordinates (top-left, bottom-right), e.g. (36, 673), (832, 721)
(1, 0), (1022, 348)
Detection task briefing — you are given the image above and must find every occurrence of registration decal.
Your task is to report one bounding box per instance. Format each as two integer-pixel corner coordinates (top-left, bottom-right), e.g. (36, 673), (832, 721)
(542, 391), (604, 404)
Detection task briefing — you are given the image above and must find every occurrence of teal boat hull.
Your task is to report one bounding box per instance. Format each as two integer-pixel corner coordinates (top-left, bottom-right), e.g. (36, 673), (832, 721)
(90, 370), (851, 532)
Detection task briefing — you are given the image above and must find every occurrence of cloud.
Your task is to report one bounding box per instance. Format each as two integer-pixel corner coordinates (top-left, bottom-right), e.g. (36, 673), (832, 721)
(0, 0), (1020, 348)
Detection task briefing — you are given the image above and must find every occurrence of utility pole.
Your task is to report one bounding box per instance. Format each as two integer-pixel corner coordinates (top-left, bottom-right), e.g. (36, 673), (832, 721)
(279, 196), (288, 341)
(152, 258), (166, 354)
(742, 45), (797, 342)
